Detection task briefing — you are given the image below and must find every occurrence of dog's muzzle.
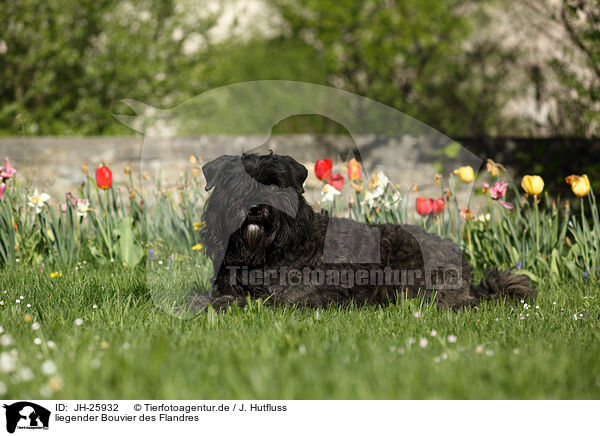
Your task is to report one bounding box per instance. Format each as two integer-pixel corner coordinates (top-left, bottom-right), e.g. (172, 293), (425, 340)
(244, 223), (264, 248)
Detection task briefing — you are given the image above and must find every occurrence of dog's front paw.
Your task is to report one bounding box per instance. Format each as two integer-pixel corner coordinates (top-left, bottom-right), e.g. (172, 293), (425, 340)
(209, 294), (247, 311)
(172, 294), (210, 315)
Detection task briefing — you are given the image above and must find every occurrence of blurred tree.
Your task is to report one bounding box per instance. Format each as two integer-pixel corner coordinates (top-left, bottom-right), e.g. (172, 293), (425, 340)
(259, 0), (521, 136)
(2, 0), (596, 138)
(0, 0), (218, 135)
(549, 0), (600, 136)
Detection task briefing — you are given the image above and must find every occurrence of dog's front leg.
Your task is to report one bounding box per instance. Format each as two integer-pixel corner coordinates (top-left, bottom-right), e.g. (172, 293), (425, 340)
(183, 293), (246, 313)
(209, 294), (247, 311)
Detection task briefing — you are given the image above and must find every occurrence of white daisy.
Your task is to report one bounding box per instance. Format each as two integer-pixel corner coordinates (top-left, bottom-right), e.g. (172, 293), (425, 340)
(18, 367), (34, 381)
(0, 334), (13, 347)
(41, 360), (57, 375)
(0, 351), (17, 373)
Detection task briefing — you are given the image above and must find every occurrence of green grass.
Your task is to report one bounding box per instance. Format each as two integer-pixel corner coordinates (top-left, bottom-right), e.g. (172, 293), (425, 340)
(1, 264), (599, 399)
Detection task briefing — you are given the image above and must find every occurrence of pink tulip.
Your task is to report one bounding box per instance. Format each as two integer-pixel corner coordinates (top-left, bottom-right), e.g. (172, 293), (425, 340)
(484, 180), (513, 209)
(0, 183), (6, 199)
(489, 180), (508, 200)
(0, 157), (16, 180)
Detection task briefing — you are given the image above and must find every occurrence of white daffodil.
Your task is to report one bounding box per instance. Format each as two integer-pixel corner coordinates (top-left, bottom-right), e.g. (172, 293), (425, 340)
(28, 189), (50, 214)
(363, 170), (390, 207)
(76, 199), (90, 217)
(369, 171), (389, 195)
(321, 184), (341, 203)
(381, 190), (402, 210)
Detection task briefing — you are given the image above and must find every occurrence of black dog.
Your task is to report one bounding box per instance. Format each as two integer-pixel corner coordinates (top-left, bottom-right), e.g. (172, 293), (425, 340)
(194, 152), (535, 311)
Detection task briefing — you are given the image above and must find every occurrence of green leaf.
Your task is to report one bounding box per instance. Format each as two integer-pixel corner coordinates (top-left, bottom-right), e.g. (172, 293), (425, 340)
(550, 248), (560, 276)
(563, 259), (581, 281)
(113, 217), (144, 267)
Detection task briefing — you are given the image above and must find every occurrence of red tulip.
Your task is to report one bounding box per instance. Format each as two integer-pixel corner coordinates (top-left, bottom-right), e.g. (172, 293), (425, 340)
(314, 159), (332, 181)
(96, 165), (112, 190)
(416, 197), (434, 216)
(432, 197), (445, 214)
(416, 197), (444, 216)
(347, 158), (362, 181)
(329, 173), (344, 190)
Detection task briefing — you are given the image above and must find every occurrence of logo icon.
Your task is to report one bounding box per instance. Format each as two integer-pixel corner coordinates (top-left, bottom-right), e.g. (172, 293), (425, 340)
(3, 402), (50, 434)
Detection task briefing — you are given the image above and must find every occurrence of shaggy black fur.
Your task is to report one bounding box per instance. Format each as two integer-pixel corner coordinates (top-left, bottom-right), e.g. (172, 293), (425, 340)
(193, 152), (536, 311)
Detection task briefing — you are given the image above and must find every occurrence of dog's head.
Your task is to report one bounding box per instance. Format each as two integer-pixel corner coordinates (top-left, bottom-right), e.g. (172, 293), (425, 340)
(201, 152), (314, 265)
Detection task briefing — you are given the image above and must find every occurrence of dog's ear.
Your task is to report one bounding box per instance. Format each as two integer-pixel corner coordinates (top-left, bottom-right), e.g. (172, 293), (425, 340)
(202, 155), (240, 191)
(283, 156), (308, 193)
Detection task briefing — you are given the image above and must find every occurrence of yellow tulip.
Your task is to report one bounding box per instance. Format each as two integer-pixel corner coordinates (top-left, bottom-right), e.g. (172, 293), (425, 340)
(566, 174), (590, 197)
(193, 221), (205, 231)
(453, 166), (474, 183)
(347, 158), (362, 181)
(521, 175), (544, 196)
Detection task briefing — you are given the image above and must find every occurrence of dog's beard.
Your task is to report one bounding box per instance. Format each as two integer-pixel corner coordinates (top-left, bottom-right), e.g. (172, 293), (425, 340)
(202, 190), (314, 269)
(244, 223), (264, 249)
(233, 220), (276, 265)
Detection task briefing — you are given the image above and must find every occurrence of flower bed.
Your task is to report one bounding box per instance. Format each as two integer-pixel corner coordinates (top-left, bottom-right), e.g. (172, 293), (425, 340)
(0, 156), (598, 285)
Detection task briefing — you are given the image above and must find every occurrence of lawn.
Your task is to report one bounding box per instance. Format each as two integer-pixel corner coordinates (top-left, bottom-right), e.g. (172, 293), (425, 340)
(1, 156), (599, 399)
(1, 264), (599, 399)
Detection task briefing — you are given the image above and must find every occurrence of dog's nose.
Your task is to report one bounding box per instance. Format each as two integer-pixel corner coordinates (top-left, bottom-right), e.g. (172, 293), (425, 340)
(248, 206), (262, 218)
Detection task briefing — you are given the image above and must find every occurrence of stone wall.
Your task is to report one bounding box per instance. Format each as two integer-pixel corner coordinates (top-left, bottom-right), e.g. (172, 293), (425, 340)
(0, 135), (479, 207)
(2, 135), (596, 208)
